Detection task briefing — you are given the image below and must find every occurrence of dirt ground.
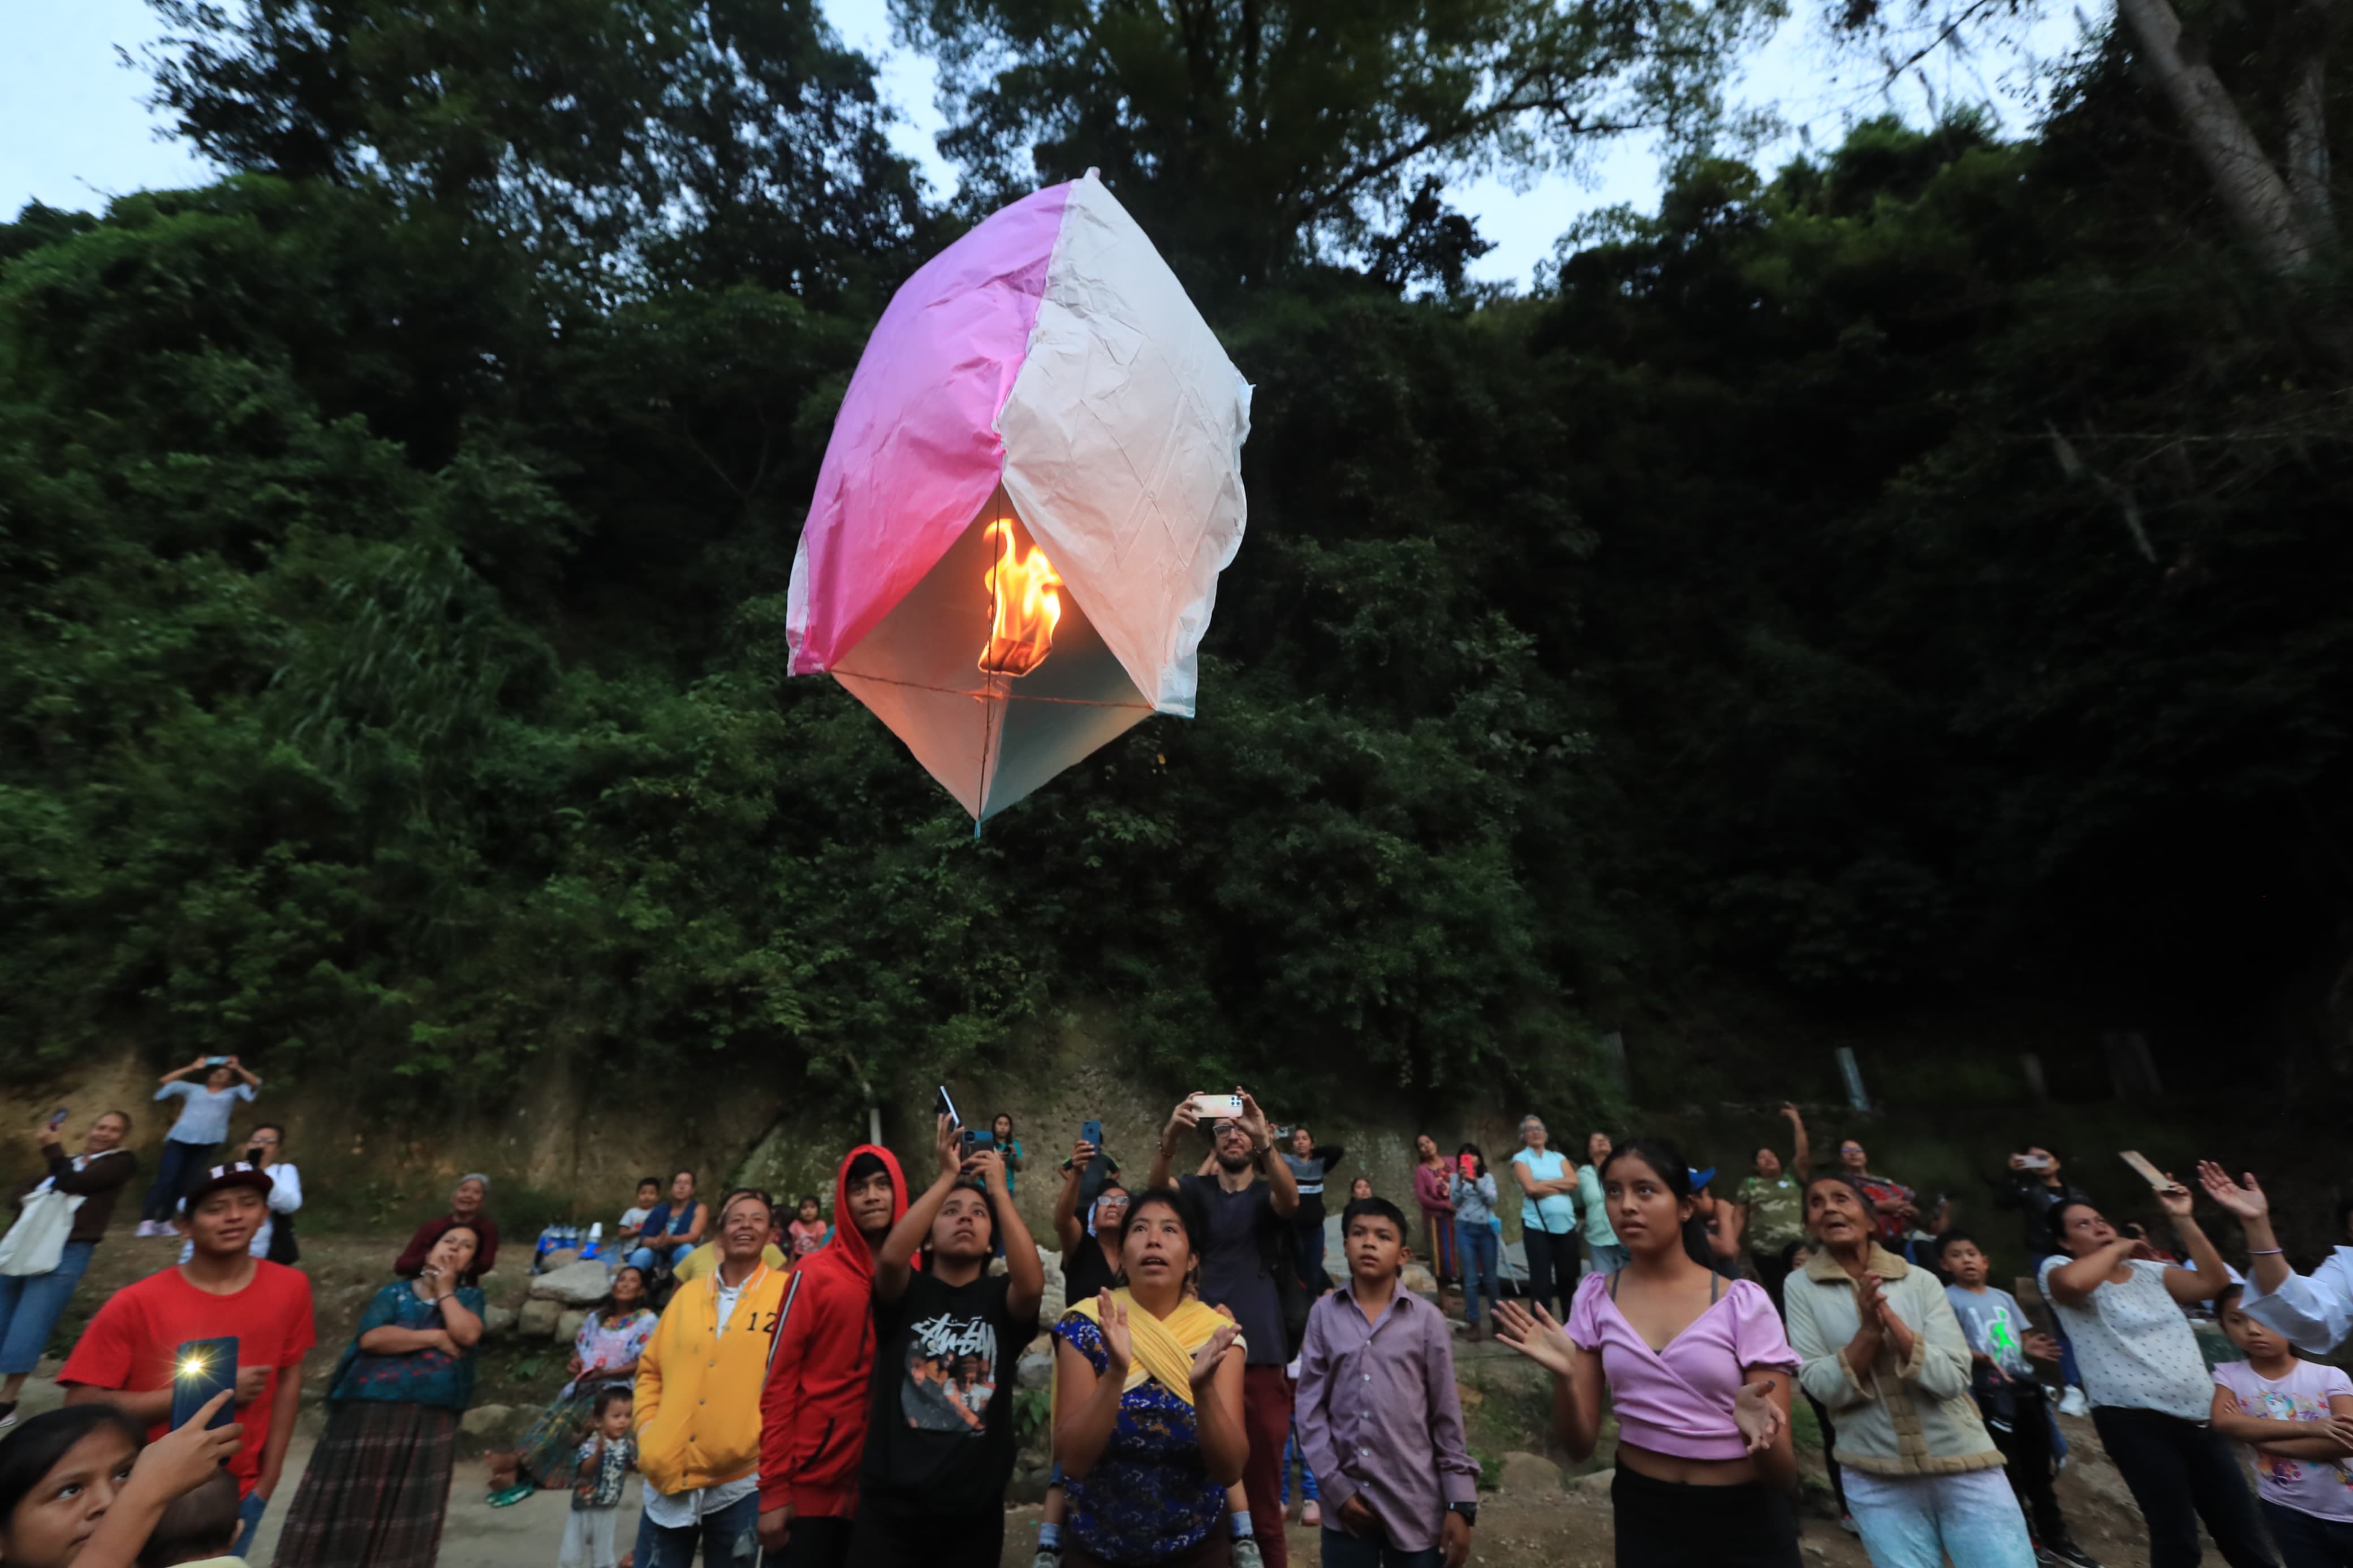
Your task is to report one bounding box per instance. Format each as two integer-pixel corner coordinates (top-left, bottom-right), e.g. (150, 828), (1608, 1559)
(30, 1228), (2193, 1566)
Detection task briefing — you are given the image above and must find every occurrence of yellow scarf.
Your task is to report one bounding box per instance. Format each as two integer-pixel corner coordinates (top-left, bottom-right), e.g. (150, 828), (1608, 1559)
(1053, 1290), (1243, 1430)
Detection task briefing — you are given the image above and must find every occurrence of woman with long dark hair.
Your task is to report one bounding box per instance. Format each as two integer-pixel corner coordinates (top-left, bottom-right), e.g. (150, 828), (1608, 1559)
(1451, 1144), (1501, 1341)
(2040, 1185), (2274, 1568)
(1051, 1186), (1248, 1568)
(1411, 1134), (1458, 1302)
(1494, 1137), (1800, 1566)
(1784, 1174), (2033, 1568)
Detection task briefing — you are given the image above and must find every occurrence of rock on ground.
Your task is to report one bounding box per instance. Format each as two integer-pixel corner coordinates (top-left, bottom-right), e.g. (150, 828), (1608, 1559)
(528, 1260), (612, 1305)
(555, 1308), (589, 1344)
(483, 1304), (518, 1336)
(1402, 1263), (1440, 1296)
(1499, 1451), (1563, 1494)
(519, 1298), (563, 1338)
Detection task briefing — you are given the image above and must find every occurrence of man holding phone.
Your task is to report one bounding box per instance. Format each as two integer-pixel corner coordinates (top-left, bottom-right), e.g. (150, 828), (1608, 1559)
(1151, 1088), (1300, 1568)
(60, 1163), (316, 1556)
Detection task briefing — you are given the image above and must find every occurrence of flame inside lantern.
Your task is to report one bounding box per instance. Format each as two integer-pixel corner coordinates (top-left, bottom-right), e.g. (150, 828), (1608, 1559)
(979, 516), (1062, 677)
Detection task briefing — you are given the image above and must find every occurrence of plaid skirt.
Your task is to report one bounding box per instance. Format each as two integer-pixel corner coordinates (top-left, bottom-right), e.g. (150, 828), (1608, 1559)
(515, 1384), (601, 1488)
(274, 1400), (458, 1568)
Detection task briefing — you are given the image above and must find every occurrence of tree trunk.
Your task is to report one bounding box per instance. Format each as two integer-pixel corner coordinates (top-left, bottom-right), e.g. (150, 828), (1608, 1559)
(2285, 0), (2338, 237)
(2113, 0), (2320, 271)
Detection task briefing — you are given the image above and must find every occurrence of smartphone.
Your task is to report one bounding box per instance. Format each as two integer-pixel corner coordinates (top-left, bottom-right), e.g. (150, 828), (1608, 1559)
(1458, 1153), (1476, 1177)
(169, 1337), (240, 1431)
(45, 1108), (67, 1130)
(935, 1085), (962, 1129)
(2018, 1154), (2052, 1171)
(2118, 1151), (2181, 1194)
(959, 1128), (997, 1154)
(1080, 1118), (1103, 1150)
(204, 1056), (230, 1067)
(1188, 1093), (1246, 1121)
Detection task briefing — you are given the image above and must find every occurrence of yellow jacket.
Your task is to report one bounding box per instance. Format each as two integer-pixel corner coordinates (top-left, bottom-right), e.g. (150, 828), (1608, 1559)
(635, 1262), (790, 1496)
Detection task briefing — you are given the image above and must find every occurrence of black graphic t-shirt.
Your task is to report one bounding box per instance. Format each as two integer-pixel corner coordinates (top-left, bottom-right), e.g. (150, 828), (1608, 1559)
(861, 1268), (1039, 1510)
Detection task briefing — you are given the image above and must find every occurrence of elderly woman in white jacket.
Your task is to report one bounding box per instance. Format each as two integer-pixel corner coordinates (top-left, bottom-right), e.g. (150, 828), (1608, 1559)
(1783, 1173), (2035, 1568)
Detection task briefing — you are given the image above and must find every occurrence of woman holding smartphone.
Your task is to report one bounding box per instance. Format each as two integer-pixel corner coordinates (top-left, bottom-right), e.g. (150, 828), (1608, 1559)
(0, 1111), (136, 1429)
(1449, 1144), (1501, 1340)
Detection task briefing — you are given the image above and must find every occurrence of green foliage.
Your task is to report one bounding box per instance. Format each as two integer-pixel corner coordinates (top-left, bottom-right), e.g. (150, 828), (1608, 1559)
(5, 0), (2353, 1124)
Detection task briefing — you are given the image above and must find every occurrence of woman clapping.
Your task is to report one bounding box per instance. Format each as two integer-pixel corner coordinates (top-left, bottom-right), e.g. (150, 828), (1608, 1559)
(1051, 1187), (1247, 1568)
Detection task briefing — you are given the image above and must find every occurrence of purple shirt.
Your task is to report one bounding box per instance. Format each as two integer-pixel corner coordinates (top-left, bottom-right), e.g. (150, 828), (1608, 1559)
(1295, 1284), (1479, 1550)
(1563, 1269), (1798, 1462)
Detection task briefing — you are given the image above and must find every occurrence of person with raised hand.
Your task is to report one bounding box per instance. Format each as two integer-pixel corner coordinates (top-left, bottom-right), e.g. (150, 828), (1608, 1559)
(1051, 1186), (1248, 1568)
(1733, 1104), (1811, 1308)
(1148, 1088), (1298, 1568)
(2041, 1181), (2276, 1568)
(139, 1059), (258, 1238)
(0, 1110), (137, 1429)
(850, 1115), (1043, 1568)
(1493, 1136), (1800, 1567)
(1785, 1178), (2035, 1568)
(2201, 1162), (2353, 1357)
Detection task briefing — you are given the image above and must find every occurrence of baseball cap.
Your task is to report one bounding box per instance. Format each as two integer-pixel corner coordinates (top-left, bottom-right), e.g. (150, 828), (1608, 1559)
(179, 1161), (273, 1211)
(1689, 1167), (1716, 1192)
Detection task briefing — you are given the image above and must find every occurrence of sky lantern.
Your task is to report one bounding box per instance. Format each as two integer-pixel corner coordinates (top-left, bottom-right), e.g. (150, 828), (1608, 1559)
(787, 171), (1252, 826)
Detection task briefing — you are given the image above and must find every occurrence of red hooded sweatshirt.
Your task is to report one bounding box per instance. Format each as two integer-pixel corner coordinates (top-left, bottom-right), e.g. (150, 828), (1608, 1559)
(759, 1142), (908, 1521)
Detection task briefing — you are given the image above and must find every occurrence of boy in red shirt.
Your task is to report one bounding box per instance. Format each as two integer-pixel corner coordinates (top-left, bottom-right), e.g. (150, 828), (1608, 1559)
(61, 1161), (316, 1556)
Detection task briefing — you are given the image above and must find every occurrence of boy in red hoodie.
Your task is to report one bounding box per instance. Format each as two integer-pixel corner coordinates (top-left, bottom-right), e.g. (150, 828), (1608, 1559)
(759, 1144), (908, 1568)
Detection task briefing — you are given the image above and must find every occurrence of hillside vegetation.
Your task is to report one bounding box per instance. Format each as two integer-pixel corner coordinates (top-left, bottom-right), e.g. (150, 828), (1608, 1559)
(5, 0), (2352, 1118)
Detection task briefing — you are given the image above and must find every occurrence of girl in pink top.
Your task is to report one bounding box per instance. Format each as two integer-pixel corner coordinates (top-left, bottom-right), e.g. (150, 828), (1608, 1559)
(1496, 1137), (1803, 1567)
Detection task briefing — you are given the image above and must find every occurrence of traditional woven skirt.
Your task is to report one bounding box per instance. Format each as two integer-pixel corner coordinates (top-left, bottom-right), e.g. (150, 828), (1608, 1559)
(273, 1400), (458, 1568)
(1426, 1212), (1459, 1281)
(514, 1384), (600, 1487)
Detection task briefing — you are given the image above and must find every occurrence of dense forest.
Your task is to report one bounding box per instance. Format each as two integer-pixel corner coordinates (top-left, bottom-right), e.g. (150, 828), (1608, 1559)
(3, 0), (2349, 1115)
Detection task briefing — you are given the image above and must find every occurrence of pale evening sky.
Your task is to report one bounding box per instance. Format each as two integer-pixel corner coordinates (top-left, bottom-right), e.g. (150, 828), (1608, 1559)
(0, 0), (2084, 287)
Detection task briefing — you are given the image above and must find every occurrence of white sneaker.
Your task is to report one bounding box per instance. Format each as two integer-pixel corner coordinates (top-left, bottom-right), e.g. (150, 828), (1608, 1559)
(2058, 1386), (2091, 1418)
(133, 1220), (156, 1238)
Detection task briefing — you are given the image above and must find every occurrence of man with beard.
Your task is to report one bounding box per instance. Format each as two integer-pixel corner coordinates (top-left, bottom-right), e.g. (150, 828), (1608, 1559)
(760, 1143), (909, 1568)
(1150, 1090), (1299, 1568)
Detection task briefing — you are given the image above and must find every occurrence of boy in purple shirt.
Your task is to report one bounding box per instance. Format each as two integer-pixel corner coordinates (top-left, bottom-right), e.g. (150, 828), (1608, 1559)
(1295, 1196), (1479, 1568)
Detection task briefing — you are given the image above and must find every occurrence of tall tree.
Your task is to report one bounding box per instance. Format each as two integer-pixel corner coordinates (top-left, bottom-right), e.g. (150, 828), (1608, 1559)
(893, 0), (1781, 288)
(142, 0), (926, 292)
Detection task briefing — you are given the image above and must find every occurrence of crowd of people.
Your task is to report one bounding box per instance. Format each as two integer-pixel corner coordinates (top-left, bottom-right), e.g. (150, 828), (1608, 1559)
(9, 1087), (2353, 1568)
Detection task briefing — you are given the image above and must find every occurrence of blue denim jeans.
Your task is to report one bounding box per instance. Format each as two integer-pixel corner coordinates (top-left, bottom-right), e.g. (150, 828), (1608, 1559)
(0, 1241), (94, 1375)
(143, 1139), (216, 1223)
(1320, 1526), (1443, 1568)
(1588, 1242), (1631, 1274)
(1282, 1429), (1318, 1505)
(1459, 1223), (1500, 1326)
(634, 1491), (760, 1568)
